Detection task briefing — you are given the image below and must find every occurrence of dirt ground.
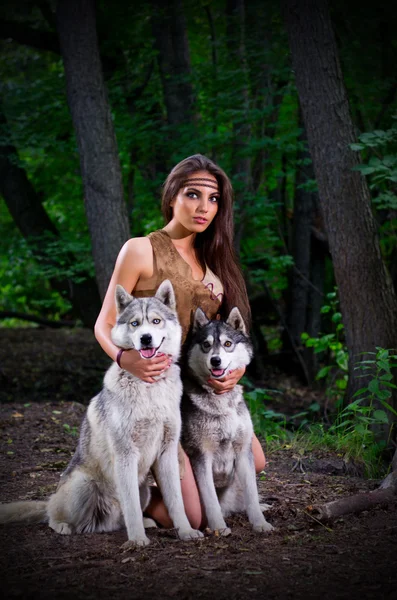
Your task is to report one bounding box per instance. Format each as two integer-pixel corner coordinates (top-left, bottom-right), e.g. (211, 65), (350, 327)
(0, 329), (397, 600)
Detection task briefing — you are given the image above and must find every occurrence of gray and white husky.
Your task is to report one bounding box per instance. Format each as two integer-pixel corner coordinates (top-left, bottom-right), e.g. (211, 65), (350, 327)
(0, 280), (202, 547)
(181, 308), (274, 536)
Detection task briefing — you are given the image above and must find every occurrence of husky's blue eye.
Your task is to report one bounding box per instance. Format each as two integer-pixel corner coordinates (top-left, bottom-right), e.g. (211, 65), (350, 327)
(131, 321), (139, 327)
(153, 318), (161, 324)
(224, 341), (232, 348)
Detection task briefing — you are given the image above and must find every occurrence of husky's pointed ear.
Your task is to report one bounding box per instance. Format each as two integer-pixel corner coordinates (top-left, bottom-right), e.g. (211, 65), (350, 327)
(193, 308), (210, 332)
(226, 307), (247, 335)
(155, 280), (176, 311)
(115, 285), (134, 314)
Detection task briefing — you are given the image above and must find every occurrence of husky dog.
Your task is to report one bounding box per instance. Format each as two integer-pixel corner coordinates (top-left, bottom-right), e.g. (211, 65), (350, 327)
(0, 280), (202, 547)
(181, 308), (274, 536)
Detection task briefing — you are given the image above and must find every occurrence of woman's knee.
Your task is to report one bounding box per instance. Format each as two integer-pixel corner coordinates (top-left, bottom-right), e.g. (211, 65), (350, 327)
(252, 435), (266, 473)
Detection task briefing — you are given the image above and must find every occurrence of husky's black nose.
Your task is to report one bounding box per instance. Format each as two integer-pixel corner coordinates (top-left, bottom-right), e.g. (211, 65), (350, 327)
(210, 356), (222, 367)
(140, 334), (153, 347)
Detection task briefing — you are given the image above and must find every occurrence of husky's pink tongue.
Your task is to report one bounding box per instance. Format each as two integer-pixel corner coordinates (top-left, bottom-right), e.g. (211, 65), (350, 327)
(211, 369), (225, 377)
(140, 348), (157, 359)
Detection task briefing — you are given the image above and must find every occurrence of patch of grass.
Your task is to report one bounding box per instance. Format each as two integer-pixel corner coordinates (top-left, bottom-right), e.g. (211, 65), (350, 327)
(284, 425), (385, 478)
(244, 388), (291, 447)
(246, 346), (397, 478)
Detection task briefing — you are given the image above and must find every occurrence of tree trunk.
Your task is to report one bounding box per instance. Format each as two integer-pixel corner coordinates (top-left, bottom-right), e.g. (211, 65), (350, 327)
(283, 124), (326, 383)
(282, 0), (397, 433)
(56, 0), (129, 299)
(226, 0), (252, 252)
(151, 0), (195, 128)
(0, 109), (101, 328)
(283, 133), (314, 378)
(304, 206), (328, 381)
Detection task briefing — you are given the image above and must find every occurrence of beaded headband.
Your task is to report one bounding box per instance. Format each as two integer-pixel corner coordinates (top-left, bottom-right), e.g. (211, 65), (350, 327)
(182, 177), (219, 191)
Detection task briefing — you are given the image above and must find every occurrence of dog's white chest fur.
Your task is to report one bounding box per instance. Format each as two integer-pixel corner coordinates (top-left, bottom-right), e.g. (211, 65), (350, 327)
(89, 363), (182, 482)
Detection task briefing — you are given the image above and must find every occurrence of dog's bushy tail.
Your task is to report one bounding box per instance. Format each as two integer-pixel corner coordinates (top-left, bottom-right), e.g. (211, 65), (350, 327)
(0, 501), (48, 524)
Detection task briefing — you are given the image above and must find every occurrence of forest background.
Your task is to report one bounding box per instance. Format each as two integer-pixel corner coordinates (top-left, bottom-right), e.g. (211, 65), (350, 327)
(1, 0), (397, 475)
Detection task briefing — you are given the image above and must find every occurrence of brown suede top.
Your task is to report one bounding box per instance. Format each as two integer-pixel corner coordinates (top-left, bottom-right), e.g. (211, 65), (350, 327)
(133, 230), (222, 346)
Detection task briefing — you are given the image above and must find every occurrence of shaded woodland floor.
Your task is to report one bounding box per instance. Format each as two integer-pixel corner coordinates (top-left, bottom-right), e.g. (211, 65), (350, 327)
(0, 329), (396, 599)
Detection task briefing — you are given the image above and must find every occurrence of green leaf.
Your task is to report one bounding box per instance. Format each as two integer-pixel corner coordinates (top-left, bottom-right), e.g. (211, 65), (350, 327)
(331, 312), (342, 323)
(380, 373), (393, 381)
(354, 423), (368, 435)
(336, 378), (347, 390)
(353, 165), (376, 175)
(376, 389), (392, 400)
(316, 366), (332, 380)
(368, 379), (379, 394)
(378, 400), (397, 417)
(373, 410), (389, 424)
(377, 360), (391, 373)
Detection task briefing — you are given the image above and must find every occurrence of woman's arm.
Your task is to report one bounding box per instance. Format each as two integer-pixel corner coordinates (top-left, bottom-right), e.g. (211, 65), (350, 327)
(94, 238), (171, 382)
(207, 366), (246, 394)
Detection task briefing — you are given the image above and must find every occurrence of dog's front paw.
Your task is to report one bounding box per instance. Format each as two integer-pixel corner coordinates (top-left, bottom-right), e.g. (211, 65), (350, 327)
(252, 520), (274, 533)
(177, 528), (204, 541)
(49, 521), (72, 535)
(121, 535), (151, 551)
(143, 517), (158, 529)
(217, 527), (232, 537)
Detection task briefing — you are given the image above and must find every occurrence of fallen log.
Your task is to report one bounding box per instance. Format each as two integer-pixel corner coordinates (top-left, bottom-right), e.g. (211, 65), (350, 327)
(310, 456), (397, 522)
(0, 311), (76, 328)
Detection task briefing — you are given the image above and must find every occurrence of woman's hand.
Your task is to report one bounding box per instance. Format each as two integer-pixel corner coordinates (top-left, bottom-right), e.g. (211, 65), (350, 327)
(207, 366), (246, 395)
(119, 349), (172, 383)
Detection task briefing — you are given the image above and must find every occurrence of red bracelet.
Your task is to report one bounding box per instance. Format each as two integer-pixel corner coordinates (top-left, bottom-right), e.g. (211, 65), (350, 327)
(116, 348), (125, 368)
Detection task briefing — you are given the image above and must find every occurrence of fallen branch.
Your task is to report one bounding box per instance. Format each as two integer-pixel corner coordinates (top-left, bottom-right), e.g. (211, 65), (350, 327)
(0, 311), (76, 328)
(310, 458), (397, 522)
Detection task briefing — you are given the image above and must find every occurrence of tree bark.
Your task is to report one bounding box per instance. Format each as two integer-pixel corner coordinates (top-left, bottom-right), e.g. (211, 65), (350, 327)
(311, 483), (397, 522)
(151, 0), (195, 127)
(226, 0), (252, 252)
(56, 0), (129, 299)
(282, 0), (397, 430)
(283, 124), (327, 382)
(0, 109), (100, 328)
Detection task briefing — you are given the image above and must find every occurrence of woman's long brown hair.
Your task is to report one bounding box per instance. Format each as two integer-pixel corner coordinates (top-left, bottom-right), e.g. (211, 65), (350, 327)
(162, 154), (251, 327)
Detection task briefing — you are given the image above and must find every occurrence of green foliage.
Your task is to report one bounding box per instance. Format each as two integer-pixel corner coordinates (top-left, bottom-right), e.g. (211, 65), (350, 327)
(0, 229), (72, 323)
(352, 120), (397, 195)
(246, 343), (397, 477)
(350, 118), (397, 265)
(244, 387), (290, 444)
(323, 347), (397, 475)
(63, 423), (79, 437)
(301, 289), (349, 401)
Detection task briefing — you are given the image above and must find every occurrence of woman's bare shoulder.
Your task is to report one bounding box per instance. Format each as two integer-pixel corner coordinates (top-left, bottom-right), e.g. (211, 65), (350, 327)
(118, 237), (153, 279)
(123, 236), (152, 257)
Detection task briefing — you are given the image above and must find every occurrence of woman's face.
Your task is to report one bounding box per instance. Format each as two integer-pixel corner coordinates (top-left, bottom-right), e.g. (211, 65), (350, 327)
(170, 170), (220, 233)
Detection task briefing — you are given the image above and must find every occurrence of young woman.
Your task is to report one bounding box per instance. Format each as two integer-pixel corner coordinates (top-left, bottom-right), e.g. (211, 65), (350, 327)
(94, 154), (266, 529)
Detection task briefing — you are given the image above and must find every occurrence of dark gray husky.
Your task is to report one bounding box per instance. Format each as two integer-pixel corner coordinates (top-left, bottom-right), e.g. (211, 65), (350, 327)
(181, 307), (274, 536)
